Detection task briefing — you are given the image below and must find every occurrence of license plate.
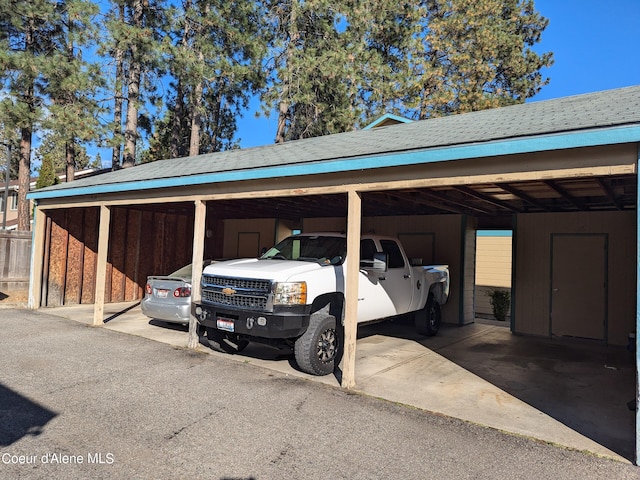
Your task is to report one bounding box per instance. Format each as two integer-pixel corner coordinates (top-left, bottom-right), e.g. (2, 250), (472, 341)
(217, 317), (234, 332)
(156, 289), (169, 298)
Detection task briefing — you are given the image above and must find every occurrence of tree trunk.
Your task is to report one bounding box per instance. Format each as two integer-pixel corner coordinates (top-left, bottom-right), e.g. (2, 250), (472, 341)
(189, 77), (203, 156)
(112, 46), (124, 169)
(274, 2), (298, 144)
(65, 141), (75, 181)
(17, 127), (31, 231)
(275, 100), (288, 144)
(123, 60), (140, 168)
(65, 26), (76, 181)
(122, 0), (143, 169)
(172, 0), (191, 158)
(210, 81), (225, 151)
(188, 18), (203, 157)
(17, 20), (35, 231)
(111, 2), (125, 170)
(170, 80), (184, 158)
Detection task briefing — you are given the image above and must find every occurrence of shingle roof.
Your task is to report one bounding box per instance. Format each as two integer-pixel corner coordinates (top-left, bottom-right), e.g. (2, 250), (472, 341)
(32, 85), (640, 197)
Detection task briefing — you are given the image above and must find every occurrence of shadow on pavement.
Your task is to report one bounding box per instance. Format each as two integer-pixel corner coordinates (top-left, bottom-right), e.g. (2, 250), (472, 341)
(0, 382), (58, 447)
(359, 315), (636, 462)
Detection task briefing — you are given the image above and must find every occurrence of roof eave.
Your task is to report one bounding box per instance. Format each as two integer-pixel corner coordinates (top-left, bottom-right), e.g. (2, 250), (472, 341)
(27, 124), (640, 202)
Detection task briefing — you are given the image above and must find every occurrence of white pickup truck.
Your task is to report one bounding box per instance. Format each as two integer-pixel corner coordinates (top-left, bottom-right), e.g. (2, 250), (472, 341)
(194, 233), (449, 375)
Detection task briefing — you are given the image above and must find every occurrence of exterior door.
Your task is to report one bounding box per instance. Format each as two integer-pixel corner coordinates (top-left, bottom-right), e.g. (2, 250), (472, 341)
(550, 234), (606, 340)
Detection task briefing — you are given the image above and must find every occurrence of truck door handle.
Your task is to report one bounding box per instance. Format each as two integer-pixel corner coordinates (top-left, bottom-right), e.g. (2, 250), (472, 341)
(378, 276), (386, 281)
(403, 274), (410, 279)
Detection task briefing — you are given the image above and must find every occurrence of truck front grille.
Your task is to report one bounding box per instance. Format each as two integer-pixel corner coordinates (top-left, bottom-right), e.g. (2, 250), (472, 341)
(201, 275), (272, 312)
(202, 275), (271, 292)
(202, 290), (268, 310)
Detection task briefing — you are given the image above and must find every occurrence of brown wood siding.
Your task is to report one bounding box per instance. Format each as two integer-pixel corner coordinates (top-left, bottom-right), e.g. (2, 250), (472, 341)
(109, 207), (127, 303)
(47, 211), (69, 307)
(40, 206), (195, 307)
(152, 212), (166, 274)
(124, 210), (142, 300)
(138, 210), (156, 294)
(64, 208), (84, 305)
(163, 213), (178, 265)
(81, 208), (99, 304)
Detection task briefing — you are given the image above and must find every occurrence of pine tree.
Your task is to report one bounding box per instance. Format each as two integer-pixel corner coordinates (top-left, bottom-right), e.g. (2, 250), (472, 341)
(160, 0), (268, 157)
(102, 0), (166, 169)
(0, 0), (60, 230)
(34, 132), (91, 176)
(265, 0), (357, 142)
(42, 0), (105, 182)
(398, 0), (553, 119)
(264, 0), (552, 138)
(102, 0), (126, 170)
(35, 155), (59, 189)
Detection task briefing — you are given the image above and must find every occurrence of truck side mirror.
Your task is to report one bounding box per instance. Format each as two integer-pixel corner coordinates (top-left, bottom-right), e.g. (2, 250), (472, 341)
(360, 252), (388, 272)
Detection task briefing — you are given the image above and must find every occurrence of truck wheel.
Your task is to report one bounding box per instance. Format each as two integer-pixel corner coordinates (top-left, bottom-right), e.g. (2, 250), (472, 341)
(294, 313), (338, 376)
(206, 327), (249, 354)
(415, 294), (441, 336)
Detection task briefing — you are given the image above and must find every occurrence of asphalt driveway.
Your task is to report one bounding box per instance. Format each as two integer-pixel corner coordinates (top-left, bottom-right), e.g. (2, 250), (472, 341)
(0, 308), (637, 479)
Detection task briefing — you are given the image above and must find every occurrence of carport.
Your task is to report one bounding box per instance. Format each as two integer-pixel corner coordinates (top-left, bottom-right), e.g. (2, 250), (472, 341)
(27, 86), (640, 461)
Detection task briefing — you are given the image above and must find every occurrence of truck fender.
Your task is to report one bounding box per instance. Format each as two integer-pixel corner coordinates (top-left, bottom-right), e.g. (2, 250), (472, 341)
(429, 282), (447, 306)
(311, 292), (345, 326)
(308, 293), (345, 370)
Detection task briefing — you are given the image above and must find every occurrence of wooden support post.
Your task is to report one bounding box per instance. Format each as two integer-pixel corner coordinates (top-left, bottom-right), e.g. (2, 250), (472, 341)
(188, 199), (207, 349)
(93, 204), (111, 326)
(341, 189), (362, 390)
(28, 206), (46, 309)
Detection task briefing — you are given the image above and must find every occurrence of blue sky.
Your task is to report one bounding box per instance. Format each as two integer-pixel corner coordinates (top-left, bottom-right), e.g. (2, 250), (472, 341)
(236, 0), (640, 148)
(532, 0), (640, 101)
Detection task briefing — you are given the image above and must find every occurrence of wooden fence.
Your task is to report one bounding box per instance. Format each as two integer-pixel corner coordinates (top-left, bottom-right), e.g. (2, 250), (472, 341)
(0, 230), (31, 297)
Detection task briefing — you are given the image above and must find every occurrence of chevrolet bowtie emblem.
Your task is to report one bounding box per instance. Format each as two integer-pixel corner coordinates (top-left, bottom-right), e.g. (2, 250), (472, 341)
(222, 287), (236, 296)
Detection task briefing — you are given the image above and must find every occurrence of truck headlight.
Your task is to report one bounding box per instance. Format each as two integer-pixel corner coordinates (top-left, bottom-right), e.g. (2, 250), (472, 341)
(274, 282), (307, 305)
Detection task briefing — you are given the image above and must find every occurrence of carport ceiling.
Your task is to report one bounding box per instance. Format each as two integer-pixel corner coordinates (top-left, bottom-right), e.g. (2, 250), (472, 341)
(132, 173), (636, 223)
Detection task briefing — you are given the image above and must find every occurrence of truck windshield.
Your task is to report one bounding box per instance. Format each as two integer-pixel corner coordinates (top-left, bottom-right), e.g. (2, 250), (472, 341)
(260, 235), (346, 265)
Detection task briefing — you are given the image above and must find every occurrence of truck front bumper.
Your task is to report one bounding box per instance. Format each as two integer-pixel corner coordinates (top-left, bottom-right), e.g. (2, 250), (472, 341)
(193, 303), (312, 339)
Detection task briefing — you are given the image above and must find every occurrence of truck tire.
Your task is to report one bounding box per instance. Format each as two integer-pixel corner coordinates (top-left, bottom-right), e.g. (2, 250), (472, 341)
(206, 327), (249, 354)
(294, 312), (338, 376)
(415, 294), (441, 336)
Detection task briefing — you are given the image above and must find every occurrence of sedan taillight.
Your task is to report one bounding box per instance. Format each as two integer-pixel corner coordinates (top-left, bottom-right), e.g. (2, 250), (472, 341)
(173, 287), (191, 298)
(145, 284), (152, 295)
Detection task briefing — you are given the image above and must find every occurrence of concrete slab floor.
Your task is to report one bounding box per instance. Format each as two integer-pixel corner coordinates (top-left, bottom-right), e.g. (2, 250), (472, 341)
(40, 301), (635, 464)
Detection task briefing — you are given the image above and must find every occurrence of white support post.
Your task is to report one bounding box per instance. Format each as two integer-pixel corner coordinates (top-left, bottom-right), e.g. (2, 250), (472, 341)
(93, 204), (111, 326)
(342, 189), (362, 389)
(188, 199), (207, 349)
(28, 206), (46, 309)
